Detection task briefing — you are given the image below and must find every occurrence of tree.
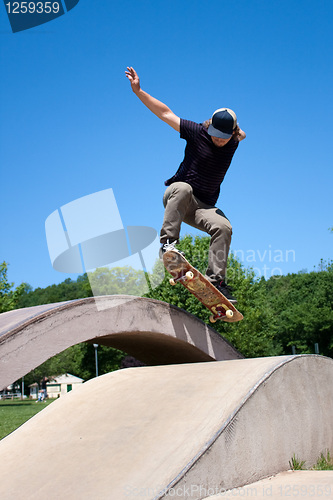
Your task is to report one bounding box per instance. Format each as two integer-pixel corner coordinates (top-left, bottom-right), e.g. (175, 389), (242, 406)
(265, 260), (333, 357)
(0, 261), (27, 313)
(87, 266), (148, 296)
(16, 274), (93, 308)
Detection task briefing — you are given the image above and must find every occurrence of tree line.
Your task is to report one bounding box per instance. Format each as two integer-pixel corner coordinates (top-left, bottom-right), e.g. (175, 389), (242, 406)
(1, 235), (332, 389)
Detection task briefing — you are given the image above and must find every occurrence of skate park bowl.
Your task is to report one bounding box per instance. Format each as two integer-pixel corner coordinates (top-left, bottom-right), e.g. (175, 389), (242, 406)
(0, 297), (332, 499)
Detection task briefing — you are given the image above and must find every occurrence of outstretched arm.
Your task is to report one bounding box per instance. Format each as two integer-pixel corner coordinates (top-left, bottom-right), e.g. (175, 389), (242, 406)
(125, 67), (180, 132)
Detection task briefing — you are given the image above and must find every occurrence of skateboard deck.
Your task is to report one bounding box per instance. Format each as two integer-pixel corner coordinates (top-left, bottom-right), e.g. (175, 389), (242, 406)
(163, 250), (243, 323)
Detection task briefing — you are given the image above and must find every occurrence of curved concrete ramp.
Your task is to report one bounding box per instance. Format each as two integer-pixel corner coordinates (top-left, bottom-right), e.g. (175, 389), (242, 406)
(0, 295), (242, 389)
(0, 355), (332, 500)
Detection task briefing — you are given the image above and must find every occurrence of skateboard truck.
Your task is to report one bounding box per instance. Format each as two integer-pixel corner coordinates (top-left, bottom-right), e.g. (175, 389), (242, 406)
(210, 304), (234, 323)
(169, 271), (194, 286)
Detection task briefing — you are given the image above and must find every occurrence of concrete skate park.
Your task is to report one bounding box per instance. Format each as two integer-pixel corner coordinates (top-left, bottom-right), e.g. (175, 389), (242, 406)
(0, 295), (332, 499)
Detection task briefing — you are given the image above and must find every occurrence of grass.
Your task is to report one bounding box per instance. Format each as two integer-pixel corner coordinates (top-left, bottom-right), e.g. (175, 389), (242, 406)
(0, 399), (54, 440)
(312, 450), (333, 470)
(289, 450), (333, 471)
(289, 454), (306, 470)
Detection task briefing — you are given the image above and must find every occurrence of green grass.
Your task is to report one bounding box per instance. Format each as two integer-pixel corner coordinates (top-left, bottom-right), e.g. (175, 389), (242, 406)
(312, 451), (333, 470)
(0, 399), (54, 440)
(289, 454), (306, 470)
(289, 450), (333, 471)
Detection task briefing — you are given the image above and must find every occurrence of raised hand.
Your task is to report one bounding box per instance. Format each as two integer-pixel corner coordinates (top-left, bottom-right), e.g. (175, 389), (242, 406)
(124, 66), (180, 132)
(125, 67), (141, 94)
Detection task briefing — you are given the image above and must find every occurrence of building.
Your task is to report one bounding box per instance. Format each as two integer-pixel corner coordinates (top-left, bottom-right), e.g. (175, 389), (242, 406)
(29, 373), (84, 399)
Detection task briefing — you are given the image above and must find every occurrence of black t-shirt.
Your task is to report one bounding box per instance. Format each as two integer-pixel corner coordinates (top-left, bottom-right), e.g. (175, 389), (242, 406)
(165, 119), (239, 205)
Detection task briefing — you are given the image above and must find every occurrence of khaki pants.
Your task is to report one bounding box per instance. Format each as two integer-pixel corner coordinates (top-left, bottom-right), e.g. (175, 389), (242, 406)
(160, 182), (232, 283)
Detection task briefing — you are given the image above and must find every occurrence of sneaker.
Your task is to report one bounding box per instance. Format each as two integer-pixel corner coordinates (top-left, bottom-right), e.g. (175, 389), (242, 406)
(159, 239), (185, 260)
(215, 280), (237, 304)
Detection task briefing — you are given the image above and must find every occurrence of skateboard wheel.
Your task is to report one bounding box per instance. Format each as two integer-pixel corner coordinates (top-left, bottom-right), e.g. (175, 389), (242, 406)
(185, 271), (194, 280)
(226, 310), (234, 318)
(169, 278), (176, 286)
(209, 315), (217, 323)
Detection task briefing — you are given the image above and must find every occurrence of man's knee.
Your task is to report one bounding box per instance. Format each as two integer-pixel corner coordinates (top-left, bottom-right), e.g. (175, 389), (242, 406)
(224, 220), (232, 237)
(211, 218), (232, 239)
(164, 182), (193, 207)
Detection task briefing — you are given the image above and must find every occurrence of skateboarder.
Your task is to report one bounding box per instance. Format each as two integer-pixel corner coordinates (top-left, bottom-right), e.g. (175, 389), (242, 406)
(125, 67), (246, 303)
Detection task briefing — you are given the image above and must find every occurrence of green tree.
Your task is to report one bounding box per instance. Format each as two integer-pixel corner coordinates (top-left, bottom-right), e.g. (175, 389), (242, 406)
(218, 255), (281, 358)
(0, 261), (27, 313)
(16, 274), (92, 308)
(87, 266), (148, 296)
(265, 261), (333, 357)
(74, 343), (125, 380)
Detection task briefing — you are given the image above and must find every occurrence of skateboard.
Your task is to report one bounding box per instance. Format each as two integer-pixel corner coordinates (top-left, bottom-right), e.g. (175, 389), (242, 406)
(163, 250), (243, 323)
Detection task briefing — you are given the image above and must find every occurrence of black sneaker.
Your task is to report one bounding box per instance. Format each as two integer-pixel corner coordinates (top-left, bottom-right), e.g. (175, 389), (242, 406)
(159, 239), (185, 260)
(215, 280), (237, 304)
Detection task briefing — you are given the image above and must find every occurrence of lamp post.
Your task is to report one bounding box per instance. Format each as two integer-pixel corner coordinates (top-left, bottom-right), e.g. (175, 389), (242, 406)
(93, 344), (99, 377)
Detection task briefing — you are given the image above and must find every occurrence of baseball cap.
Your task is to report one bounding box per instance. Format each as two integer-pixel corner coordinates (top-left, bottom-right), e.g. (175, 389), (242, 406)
(207, 108), (237, 139)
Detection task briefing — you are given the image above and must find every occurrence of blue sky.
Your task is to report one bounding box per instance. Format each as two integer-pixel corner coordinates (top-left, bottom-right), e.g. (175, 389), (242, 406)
(1, 0), (332, 290)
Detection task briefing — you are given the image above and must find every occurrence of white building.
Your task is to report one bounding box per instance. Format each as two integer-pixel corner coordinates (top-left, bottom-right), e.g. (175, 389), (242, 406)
(29, 373), (84, 399)
(47, 373), (84, 398)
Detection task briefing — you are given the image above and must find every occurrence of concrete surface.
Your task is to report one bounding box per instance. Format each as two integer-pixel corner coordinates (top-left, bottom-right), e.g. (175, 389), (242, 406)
(0, 355), (331, 500)
(203, 471), (333, 499)
(0, 295), (243, 389)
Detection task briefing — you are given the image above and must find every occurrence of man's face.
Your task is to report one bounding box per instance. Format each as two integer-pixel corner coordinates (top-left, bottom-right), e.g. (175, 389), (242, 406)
(211, 136), (232, 147)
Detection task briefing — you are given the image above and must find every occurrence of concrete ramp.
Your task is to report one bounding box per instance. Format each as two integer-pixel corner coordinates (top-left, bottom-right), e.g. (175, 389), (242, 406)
(0, 296), (242, 389)
(0, 355), (332, 499)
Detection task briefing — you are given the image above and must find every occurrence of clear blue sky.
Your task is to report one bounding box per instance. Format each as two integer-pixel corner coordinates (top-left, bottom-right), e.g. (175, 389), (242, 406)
(1, 0), (332, 290)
